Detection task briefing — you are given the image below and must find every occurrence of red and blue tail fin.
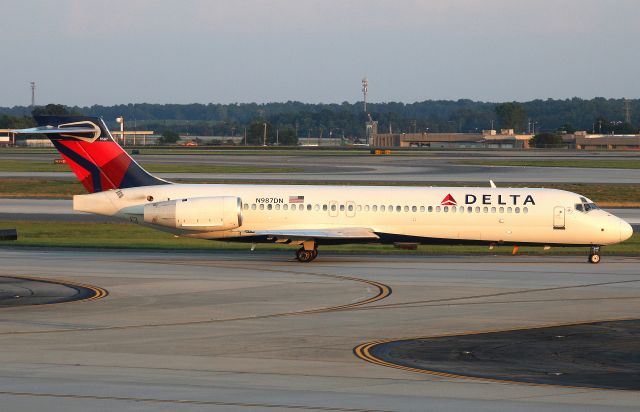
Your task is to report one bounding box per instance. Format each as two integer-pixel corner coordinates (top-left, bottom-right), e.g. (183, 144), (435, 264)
(32, 115), (169, 193)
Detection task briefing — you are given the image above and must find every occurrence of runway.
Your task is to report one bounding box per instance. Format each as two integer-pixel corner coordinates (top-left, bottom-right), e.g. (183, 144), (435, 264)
(3, 165), (640, 183)
(0, 249), (638, 411)
(1, 151), (640, 183)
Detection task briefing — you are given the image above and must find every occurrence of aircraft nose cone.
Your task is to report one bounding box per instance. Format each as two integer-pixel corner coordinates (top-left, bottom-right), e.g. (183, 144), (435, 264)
(620, 220), (633, 242)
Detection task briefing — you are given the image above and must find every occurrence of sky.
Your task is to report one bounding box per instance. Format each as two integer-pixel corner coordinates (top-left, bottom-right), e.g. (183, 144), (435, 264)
(2, 0), (640, 106)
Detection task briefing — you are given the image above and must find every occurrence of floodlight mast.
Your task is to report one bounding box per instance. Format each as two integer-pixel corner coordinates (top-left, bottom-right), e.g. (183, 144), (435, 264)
(116, 117), (124, 146)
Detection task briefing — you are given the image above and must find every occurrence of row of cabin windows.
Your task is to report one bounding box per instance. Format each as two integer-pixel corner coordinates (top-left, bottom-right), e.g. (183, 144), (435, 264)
(244, 203), (529, 214)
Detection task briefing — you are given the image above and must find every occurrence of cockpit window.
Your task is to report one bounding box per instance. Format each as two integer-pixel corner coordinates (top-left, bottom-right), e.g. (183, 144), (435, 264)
(576, 198), (599, 213)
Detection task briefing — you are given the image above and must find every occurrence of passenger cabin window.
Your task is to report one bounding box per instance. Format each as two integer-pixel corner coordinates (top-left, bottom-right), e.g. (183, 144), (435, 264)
(307, 204), (312, 211)
(340, 205), (345, 211)
(348, 205), (354, 212)
(323, 204), (328, 211)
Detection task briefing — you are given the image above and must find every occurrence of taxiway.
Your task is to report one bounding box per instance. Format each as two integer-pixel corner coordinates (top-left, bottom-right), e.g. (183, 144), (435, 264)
(0, 249), (638, 411)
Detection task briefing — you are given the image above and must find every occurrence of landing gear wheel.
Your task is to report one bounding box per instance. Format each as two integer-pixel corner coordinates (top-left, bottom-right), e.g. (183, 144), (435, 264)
(296, 248), (315, 263)
(310, 248), (318, 261)
(588, 254), (601, 264)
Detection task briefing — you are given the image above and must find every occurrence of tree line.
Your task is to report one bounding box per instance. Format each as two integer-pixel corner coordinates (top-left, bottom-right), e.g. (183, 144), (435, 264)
(1, 98), (639, 145)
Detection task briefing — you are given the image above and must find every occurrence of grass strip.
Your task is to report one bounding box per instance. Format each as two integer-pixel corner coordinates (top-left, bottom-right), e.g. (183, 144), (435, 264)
(0, 160), (300, 174)
(0, 220), (637, 256)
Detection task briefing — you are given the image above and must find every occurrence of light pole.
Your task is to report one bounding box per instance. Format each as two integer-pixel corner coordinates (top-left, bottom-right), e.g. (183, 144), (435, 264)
(262, 123), (267, 146)
(116, 117), (125, 146)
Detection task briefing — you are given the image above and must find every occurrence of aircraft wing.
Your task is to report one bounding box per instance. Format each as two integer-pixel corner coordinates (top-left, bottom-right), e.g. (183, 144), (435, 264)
(246, 227), (379, 240)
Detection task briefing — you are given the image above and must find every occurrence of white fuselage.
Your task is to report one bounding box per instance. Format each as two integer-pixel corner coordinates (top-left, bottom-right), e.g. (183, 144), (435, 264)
(73, 183), (633, 247)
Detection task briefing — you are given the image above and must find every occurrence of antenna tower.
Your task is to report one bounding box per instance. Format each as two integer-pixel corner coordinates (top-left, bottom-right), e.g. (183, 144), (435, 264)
(361, 77), (368, 113)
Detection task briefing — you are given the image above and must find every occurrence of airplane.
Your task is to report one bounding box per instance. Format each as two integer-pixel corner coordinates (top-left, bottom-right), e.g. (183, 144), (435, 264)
(14, 115), (633, 264)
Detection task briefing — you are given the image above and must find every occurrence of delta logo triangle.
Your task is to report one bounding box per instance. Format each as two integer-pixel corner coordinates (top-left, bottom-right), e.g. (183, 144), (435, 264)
(441, 194), (457, 206)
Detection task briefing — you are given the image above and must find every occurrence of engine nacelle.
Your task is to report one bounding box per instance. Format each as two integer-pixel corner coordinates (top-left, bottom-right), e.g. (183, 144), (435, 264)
(143, 196), (243, 231)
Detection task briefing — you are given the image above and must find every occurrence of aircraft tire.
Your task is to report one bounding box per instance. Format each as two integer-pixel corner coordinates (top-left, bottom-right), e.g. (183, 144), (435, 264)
(296, 248), (314, 263)
(588, 254), (601, 264)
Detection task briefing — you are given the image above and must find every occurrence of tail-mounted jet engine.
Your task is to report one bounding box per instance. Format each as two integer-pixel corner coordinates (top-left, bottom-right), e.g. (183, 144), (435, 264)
(144, 196), (243, 231)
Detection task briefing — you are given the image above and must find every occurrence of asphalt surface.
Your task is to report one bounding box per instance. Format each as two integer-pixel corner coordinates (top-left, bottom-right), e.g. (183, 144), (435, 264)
(1, 151), (639, 183)
(0, 250), (638, 411)
(366, 319), (640, 390)
(0, 276), (104, 306)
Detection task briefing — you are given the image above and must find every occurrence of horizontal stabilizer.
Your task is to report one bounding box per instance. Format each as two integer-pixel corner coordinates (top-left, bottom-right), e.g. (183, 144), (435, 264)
(12, 126), (98, 135)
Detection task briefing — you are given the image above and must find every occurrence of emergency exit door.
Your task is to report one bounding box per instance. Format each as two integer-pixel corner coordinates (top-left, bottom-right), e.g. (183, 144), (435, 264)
(553, 206), (565, 229)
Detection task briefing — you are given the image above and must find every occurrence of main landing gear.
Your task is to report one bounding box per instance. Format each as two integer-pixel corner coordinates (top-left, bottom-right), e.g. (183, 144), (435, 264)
(296, 241), (318, 263)
(588, 246), (601, 264)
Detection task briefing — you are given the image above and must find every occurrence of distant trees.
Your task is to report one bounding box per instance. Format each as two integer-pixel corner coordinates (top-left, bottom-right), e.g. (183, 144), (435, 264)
(494, 102), (527, 131)
(0, 114), (34, 129)
(593, 116), (637, 134)
(276, 128), (298, 146)
(159, 130), (180, 144)
(246, 121), (270, 145)
(32, 104), (75, 117)
(1, 98), (639, 139)
(529, 132), (564, 148)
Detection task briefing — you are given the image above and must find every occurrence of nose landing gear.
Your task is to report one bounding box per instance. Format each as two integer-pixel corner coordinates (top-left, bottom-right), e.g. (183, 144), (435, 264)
(588, 246), (601, 264)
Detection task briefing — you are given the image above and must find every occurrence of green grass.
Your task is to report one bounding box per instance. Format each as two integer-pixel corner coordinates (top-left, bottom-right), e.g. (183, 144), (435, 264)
(0, 179), (84, 198)
(456, 159), (640, 169)
(0, 160), (300, 174)
(1, 220), (638, 255)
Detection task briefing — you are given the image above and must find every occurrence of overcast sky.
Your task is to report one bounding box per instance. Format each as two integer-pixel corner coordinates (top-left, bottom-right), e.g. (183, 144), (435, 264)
(3, 0), (640, 106)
